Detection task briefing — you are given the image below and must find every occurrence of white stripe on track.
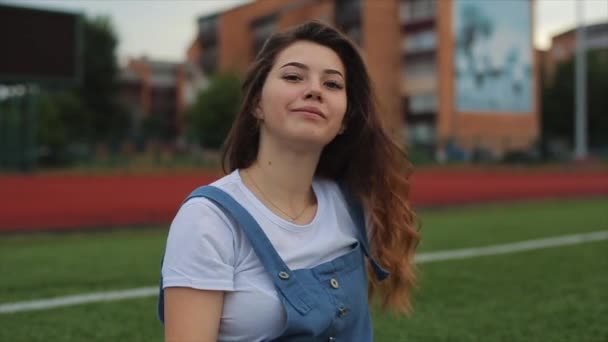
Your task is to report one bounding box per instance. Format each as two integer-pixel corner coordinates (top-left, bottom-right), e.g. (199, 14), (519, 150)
(1, 230), (607, 314)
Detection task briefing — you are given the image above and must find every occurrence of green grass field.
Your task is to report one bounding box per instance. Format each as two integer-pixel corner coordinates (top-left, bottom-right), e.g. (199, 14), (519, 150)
(1, 198), (607, 341)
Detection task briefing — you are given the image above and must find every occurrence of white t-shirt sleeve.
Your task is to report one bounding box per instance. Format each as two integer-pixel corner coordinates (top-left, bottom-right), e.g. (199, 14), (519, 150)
(161, 198), (236, 291)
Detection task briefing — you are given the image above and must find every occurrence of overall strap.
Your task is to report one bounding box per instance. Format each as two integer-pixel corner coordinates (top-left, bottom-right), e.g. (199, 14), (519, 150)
(337, 182), (390, 281)
(184, 185), (315, 315)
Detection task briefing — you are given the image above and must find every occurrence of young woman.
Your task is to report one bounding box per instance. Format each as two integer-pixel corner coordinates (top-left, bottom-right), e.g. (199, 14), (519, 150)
(158, 21), (419, 341)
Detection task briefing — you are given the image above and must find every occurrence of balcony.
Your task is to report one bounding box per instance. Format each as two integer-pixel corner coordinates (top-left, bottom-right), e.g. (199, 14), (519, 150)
(199, 31), (217, 47)
(407, 92), (437, 114)
(198, 16), (218, 48)
(200, 47), (217, 74)
(401, 29), (436, 54)
(399, 0), (436, 24)
(335, 0), (361, 28)
(402, 55), (437, 93)
(251, 14), (277, 57)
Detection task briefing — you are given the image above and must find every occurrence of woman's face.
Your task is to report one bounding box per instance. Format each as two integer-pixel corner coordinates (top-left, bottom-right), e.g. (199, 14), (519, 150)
(256, 40), (348, 150)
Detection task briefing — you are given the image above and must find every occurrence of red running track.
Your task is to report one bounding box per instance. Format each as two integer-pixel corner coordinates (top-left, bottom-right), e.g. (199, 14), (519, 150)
(1, 168), (607, 232)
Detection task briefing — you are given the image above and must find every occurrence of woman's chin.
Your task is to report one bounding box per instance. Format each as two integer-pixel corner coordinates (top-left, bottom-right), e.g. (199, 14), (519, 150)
(282, 133), (334, 152)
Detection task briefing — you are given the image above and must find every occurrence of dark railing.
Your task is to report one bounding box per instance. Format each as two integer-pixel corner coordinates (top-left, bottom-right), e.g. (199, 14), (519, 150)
(335, 0), (361, 28)
(200, 48), (217, 74)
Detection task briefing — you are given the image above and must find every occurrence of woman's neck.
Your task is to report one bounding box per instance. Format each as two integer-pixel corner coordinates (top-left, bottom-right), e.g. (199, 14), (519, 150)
(242, 133), (321, 213)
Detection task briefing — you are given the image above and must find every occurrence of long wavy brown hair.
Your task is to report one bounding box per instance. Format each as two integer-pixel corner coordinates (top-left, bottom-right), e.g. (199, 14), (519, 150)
(221, 20), (419, 313)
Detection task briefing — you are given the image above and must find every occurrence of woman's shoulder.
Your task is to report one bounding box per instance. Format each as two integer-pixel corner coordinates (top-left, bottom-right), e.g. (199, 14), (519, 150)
(171, 173), (242, 236)
(171, 196), (237, 243)
(173, 170), (248, 232)
(179, 170), (242, 211)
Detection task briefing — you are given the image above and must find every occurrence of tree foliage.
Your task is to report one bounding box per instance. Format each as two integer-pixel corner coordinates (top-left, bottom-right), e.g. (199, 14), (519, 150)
(36, 92), (85, 149)
(542, 50), (608, 150)
(36, 15), (128, 153)
(79, 16), (129, 143)
(187, 73), (241, 149)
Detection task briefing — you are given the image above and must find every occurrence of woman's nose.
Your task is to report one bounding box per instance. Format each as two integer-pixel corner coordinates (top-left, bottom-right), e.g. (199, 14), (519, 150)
(304, 80), (322, 101)
(305, 89), (321, 101)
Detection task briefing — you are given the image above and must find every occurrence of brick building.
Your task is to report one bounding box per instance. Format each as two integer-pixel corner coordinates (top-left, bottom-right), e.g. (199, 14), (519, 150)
(188, 0), (539, 158)
(119, 57), (184, 141)
(544, 21), (608, 80)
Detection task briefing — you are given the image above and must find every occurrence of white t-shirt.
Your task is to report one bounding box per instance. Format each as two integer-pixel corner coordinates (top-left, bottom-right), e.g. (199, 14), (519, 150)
(161, 169), (361, 342)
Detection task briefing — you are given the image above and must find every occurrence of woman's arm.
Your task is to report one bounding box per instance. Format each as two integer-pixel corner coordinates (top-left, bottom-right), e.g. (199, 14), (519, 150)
(163, 287), (224, 342)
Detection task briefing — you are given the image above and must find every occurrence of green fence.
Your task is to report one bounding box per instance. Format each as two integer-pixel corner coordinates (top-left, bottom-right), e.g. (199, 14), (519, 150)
(0, 90), (36, 172)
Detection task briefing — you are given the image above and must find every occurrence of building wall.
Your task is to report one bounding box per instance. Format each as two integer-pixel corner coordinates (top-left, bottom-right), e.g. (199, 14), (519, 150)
(437, 0), (539, 154)
(186, 38), (202, 63)
(209, 0), (403, 142)
(436, 0), (453, 145)
(399, 0), (440, 148)
(121, 58), (182, 139)
(127, 59), (152, 115)
(362, 0), (403, 138)
(194, 0), (540, 155)
(183, 37), (207, 105)
(278, 0), (333, 28)
(545, 22), (608, 80)
(216, 0), (334, 73)
(545, 31), (576, 81)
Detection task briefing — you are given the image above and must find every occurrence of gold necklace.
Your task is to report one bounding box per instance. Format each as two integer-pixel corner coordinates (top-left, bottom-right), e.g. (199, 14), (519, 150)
(243, 166), (312, 222)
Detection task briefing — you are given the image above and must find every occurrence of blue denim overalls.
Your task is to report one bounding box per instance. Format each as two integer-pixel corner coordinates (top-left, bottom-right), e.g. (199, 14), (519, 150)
(158, 183), (389, 341)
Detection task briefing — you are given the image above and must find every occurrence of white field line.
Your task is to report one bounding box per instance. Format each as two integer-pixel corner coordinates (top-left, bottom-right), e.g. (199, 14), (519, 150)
(415, 230), (608, 263)
(0, 286), (158, 314)
(1, 230), (607, 315)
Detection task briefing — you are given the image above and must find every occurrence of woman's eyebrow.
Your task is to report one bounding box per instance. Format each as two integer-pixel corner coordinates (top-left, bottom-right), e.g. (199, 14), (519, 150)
(279, 62), (344, 78)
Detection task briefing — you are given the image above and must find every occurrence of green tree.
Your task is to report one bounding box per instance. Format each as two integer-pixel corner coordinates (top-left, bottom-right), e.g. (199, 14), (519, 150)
(542, 50), (608, 151)
(79, 16), (129, 143)
(142, 111), (172, 142)
(36, 92), (86, 149)
(187, 73), (241, 149)
(35, 15), (128, 159)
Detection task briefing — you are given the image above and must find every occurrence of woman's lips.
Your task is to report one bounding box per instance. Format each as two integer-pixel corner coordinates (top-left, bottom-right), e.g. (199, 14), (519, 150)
(291, 106), (326, 118)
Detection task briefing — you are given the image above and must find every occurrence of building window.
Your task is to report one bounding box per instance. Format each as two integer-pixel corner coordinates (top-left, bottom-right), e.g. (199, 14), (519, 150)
(408, 123), (436, 145)
(586, 32), (608, 49)
(408, 93), (437, 113)
(400, 0), (436, 23)
(199, 16), (218, 35)
(198, 15), (218, 73)
(199, 16), (218, 46)
(402, 29), (436, 53)
(335, 0), (361, 28)
(407, 122), (436, 145)
(403, 55), (436, 82)
(252, 14), (277, 57)
(335, 0), (361, 45)
(200, 45), (218, 74)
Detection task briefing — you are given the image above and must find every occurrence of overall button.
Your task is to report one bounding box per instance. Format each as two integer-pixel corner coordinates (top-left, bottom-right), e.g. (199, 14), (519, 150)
(278, 271), (290, 280)
(338, 306), (350, 318)
(328, 337), (336, 342)
(330, 278), (339, 289)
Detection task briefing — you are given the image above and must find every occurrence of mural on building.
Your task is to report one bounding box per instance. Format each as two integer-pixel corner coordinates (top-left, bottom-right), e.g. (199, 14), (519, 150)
(454, 0), (532, 113)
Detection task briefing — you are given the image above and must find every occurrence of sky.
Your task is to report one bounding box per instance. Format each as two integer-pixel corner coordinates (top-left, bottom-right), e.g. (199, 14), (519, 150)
(3, 0), (608, 65)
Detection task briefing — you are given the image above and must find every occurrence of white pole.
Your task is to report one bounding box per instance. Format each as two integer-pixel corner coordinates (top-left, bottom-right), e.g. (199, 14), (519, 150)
(574, 0), (588, 160)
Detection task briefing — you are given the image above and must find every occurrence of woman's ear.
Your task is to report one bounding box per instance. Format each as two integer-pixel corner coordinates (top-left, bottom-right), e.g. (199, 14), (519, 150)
(253, 102), (264, 120)
(254, 108), (264, 121)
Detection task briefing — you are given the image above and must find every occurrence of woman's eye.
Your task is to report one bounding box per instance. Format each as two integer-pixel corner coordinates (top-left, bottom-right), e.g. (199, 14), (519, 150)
(283, 74), (301, 82)
(325, 81), (344, 90)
